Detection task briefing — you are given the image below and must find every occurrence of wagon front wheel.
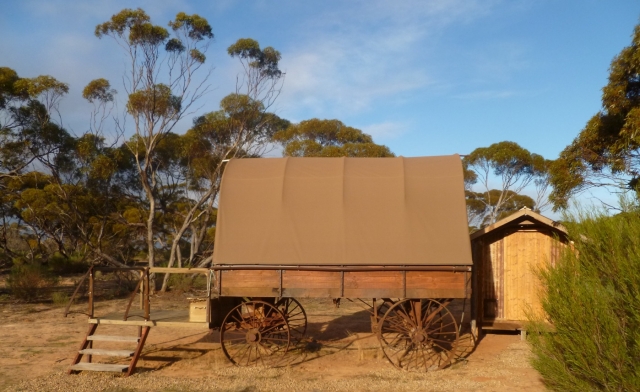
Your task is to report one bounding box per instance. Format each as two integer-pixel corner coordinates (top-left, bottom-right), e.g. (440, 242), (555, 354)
(220, 300), (291, 367)
(378, 298), (459, 371)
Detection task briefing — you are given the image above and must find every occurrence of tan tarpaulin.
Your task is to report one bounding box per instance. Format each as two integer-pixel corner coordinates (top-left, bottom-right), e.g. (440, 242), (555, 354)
(213, 155), (472, 266)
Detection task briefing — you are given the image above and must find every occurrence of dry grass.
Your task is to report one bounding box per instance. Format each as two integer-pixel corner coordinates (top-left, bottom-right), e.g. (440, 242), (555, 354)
(0, 296), (545, 392)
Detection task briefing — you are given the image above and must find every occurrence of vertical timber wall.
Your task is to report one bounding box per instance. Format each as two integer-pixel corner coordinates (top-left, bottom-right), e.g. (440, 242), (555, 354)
(471, 210), (568, 331)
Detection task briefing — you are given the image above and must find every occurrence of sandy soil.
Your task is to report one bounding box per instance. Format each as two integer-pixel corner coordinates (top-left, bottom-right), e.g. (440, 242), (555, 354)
(0, 295), (546, 391)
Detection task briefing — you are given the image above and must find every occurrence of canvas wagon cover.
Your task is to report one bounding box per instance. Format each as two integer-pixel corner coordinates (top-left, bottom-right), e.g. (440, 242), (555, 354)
(213, 155), (472, 266)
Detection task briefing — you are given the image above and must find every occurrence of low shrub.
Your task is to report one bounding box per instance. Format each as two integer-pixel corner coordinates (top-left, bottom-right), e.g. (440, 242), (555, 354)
(7, 263), (59, 301)
(97, 271), (140, 299)
(167, 273), (193, 293)
(51, 291), (69, 307)
(528, 205), (640, 391)
(48, 252), (88, 274)
(167, 272), (208, 293)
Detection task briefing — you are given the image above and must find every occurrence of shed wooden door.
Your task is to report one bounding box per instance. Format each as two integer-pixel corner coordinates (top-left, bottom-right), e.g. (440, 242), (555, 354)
(502, 231), (547, 321)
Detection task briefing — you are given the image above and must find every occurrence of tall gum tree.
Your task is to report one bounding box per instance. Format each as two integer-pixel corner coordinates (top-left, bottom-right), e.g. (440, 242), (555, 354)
(94, 8), (213, 289)
(550, 23), (640, 210)
(464, 141), (551, 227)
(159, 39), (288, 291)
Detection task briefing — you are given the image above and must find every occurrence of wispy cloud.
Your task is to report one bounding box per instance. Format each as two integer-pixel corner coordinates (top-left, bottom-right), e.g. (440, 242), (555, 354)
(276, 0), (506, 119)
(454, 90), (518, 100)
(360, 121), (409, 141)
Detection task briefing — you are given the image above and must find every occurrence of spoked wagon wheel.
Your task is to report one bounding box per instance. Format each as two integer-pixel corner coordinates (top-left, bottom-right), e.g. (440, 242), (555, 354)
(220, 300), (291, 367)
(378, 298), (459, 371)
(275, 297), (307, 343)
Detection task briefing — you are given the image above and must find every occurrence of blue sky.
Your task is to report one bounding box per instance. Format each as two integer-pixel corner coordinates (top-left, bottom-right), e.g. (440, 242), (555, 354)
(2, 0), (640, 211)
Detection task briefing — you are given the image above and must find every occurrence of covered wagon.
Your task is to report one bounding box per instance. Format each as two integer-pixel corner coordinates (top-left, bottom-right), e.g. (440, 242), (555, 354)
(211, 155), (473, 370)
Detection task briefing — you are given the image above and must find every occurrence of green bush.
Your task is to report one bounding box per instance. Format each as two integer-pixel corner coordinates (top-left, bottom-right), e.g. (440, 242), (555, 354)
(7, 263), (59, 301)
(167, 273), (208, 293)
(48, 252), (88, 274)
(528, 205), (640, 391)
(167, 273), (191, 292)
(51, 291), (69, 307)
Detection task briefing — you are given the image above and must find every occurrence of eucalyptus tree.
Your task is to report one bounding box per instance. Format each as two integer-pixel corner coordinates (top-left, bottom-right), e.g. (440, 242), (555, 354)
(273, 118), (395, 157)
(550, 23), (640, 210)
(0, 67), (76, 264)
(466, 189), (536, 230)
(10, 71), (141, 269)
(159, 39), (288, 291)
(0, 67), (69, 179)
(94, 8), (214, 285)
(464, 141), (551, 226)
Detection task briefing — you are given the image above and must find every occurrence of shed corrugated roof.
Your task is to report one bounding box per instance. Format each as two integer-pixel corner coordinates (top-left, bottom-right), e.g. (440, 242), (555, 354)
(213, 155), (472, 266)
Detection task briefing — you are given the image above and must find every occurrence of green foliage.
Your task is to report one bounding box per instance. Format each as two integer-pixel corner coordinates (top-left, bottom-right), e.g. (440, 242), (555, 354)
(466, 189), (535, 230)
(13, 75), (69, 99)
(551, 22), (640, 209)
(82, 78), (115, 103)
(465, 141), (547, 181)
(165, 38), (185, 53)
(127, 84), (181, 118)
(51, 291), (69, 307)
(95, 8), (165, 44)
(167, 273), (194, 292)
(273, 118), (394, 158)
(0, 67), (24, 108)
(169, 12), (213, 41)
(228, 38), (282, 78)
(7, 263), (59, 301)
(0, 10), (284, 279)
(189, 49), (206, 64)
(48, 252), (88, 274)
(528, 204), (640, 391)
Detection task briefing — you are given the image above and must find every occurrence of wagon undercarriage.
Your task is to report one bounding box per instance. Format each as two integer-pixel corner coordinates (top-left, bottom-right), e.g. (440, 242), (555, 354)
(218, 295), (468, 371)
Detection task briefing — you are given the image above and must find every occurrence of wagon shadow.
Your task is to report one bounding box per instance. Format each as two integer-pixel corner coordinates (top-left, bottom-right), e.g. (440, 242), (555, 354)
(133, 331), (221, 373)
(279, 309), (378, 366)
(306, 309), (373, 341)
(136, 347), (211, 372)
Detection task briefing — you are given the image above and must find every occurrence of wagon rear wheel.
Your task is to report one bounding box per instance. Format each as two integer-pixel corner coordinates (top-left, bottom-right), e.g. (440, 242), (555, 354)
(220, 300), (291, 367)
(275, 297), (307, 343)
(378, 298), (459, 371)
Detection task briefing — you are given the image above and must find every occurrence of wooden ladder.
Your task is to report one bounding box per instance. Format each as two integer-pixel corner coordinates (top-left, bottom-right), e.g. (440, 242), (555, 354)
(68, 324), (151, 377)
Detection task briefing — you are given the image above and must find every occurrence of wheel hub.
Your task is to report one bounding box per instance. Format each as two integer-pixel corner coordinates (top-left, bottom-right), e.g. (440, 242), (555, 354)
(411, 329), (428, 344)
(246, 328), (261, 343)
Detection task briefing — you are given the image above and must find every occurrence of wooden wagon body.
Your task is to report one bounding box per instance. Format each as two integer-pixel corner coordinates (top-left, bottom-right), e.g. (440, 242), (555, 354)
(215, 265), (470, 300)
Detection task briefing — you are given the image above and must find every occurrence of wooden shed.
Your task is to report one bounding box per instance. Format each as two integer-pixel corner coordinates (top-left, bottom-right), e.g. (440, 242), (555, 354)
(470, 208), (568, 332)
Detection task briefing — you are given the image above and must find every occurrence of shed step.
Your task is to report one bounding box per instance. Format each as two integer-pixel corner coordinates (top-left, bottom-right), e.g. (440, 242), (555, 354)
(79, 349), (134, 357)
(87, 335), (140, 342)
(70, 363), (129, 372)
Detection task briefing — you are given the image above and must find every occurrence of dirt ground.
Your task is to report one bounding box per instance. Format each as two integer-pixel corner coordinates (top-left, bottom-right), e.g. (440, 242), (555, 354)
(0, 294), (546, 392)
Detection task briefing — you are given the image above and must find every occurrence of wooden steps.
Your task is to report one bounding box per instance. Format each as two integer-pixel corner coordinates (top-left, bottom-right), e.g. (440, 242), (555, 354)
(69, 363), (130, 373)
(78, 348), (135, 357)
(87, 335), (140, 343)
(68, 324), (150, 377)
